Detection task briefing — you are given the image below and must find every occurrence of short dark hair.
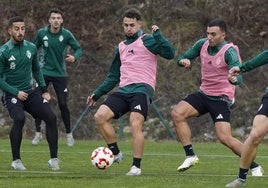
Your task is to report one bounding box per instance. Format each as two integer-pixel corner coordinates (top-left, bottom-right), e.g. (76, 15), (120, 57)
(122, 8), (142, 21)
(8, 16), (24, 28)
(48, 8), (63, 18)
(207, 19), (227, 33)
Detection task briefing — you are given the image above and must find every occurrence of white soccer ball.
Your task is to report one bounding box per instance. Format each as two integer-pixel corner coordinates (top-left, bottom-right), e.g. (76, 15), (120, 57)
(91, 146), (114, 169)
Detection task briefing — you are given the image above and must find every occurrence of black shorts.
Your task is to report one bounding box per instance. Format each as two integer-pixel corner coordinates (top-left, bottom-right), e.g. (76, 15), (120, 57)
(256, 93), (268, 116)
(183, 91), (231, 123)
(102, 92), (150, 120)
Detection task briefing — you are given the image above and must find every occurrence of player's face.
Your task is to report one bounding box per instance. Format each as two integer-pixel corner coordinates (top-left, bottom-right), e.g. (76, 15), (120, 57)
(206, 26), (226, 47)
(123, 17), (142, 37)
(8, 22), (25, 43)
(49, 13), (63, 30)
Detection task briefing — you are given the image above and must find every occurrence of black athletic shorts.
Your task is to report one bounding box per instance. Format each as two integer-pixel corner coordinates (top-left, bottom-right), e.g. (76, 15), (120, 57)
(256, 93), (268, 116)
(102, 92), (150, 120)
(183, 91), (231, 123)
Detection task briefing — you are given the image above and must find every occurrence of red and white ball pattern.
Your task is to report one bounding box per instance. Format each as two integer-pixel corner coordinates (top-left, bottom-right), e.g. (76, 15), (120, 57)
(91, 147), (114, 169)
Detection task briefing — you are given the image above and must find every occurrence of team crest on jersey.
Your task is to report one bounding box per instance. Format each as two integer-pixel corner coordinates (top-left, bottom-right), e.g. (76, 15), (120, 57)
(10, 62), (16, 70)
(26, 50), (31, 59)
(59, 35), (64, 42)
(11, 97), (17, 104)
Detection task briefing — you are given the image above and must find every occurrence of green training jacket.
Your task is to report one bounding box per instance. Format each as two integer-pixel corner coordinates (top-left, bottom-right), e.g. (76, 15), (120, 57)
(34, 25), (82, 77)
(0, 40), (46, 96)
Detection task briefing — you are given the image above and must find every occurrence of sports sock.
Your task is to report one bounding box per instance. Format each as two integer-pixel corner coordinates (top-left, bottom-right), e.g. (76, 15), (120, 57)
(107, 142), (120, 155)
(249, 161), (258, 169)
(238, 168), (249, 180)
(132, 158), (141, 168)
(183, 144), (195, 156)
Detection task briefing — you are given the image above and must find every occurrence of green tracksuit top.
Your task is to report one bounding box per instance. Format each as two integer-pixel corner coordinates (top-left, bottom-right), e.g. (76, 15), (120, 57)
(0, 40), (46, 96)
(91, 29), (175, 101)
(239, 49), (268, 93)
(239, 50), (268, 72)
(34, 25), (82, 77)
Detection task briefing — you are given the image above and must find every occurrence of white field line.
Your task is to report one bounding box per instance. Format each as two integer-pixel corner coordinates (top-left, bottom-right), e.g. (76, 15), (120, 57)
(1, 149), (268, 159)
(0, 170), (267, 178)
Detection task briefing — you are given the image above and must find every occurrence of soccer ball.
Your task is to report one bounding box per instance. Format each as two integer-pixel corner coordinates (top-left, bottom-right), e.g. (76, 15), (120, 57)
(91, 146), (114, 169)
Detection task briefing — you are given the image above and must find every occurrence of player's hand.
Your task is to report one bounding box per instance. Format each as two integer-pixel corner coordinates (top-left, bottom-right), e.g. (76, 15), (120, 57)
(151, 25), (159, 33)
(179, 59), (191, 68)
(42, 92), (51, 101)
(65, 54), (75, 63)
(229, 66), (241, 76)
(87, 93), (96, 106)
(17, 91), (28, 101)
(228, 75), (237, 84)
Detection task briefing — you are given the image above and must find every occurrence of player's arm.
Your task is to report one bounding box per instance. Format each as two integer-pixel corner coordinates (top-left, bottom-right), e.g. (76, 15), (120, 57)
(176, 38), (206, 67)
(31, 47), (48, 94)
(225, 47), (242, 85)
(143, 26), (175, 59)
(87, 48), (121, 103)
(240, 49), (268, 72)
(0, 47), (19, 96)
(67, 32), (82, 62)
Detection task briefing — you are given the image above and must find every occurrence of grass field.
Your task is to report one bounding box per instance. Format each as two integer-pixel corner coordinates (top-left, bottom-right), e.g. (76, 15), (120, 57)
(0, 138), (268, 188)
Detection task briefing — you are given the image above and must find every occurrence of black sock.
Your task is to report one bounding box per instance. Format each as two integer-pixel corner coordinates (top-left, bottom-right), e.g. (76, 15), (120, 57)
(132, 158), (141, 168)
(238, 168), (249, 180)
(249, 161), (258, 169)
(107, 142), (120, 155)
(183, 144), (195, 156)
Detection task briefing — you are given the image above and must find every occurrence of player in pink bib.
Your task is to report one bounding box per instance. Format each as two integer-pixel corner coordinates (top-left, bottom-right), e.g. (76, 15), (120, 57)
(87, 8), (174, 176)
(171, 19), (263, 177)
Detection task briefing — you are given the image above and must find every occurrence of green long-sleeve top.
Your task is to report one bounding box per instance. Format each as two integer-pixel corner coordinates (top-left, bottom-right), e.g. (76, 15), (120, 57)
(0, 40), (46, 96)
(91, 29), (175, 101)
(239, 49), (268, 93)
(34, 25), (82, 77)
(240, 50), (268, 72)
(176, 38), (242, 84)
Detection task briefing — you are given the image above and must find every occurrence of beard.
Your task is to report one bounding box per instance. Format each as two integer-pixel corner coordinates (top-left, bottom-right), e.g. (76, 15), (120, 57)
(12, 35), (24, 44)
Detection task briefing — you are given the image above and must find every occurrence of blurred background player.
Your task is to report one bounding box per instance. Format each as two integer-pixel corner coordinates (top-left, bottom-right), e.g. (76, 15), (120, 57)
(32, 8), (82, 146)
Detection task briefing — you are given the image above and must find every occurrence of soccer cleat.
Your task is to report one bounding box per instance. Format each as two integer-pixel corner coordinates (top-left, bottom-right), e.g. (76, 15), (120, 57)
(66, 133), (75, 146)
(113, 152), (123, 163)
(48, 158), (60, 170)
(126, 165), (141, 176)
(251, 165), (264, 176)
(177, 155), (199, 172)
(32, 132), (42, 145)
(11, 159), (26, 170)
(225, 178), (245, 188)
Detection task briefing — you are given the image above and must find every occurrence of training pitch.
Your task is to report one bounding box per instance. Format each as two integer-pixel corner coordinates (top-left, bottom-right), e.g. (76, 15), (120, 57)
(0, 139), (268, 188)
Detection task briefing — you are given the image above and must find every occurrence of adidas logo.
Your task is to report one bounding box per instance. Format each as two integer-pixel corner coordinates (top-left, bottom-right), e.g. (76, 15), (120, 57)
(216, 114), (223, 119)
(134, 105), (141, 111)
(43, 99), (48, 103)
(8, 55), (16, 61)
(64, 88), (68, 92)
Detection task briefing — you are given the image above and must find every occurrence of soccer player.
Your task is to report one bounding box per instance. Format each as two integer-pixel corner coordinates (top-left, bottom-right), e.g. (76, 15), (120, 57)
(0, 16), (59, 170)
(32, 8), (82, 146)
(86, 8), (174, 175)
(226, 49), (268, 187)
(171, 19), (263, 176)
